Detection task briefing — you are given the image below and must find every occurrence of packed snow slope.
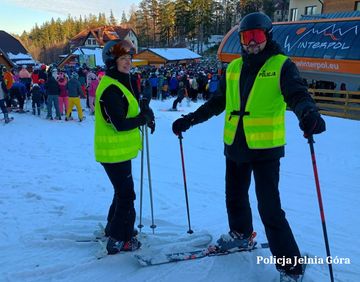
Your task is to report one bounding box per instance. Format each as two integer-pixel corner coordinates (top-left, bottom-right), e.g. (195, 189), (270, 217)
(1, 98), (359, 282)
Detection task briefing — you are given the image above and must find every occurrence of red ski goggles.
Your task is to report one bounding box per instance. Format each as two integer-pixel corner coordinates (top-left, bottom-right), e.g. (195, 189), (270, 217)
(240, 29), (267, 45)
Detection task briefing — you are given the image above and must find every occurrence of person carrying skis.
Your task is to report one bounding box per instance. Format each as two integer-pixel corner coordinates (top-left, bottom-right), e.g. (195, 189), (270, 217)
(172, 12), (325, 282)
(94, 39), (155, 255)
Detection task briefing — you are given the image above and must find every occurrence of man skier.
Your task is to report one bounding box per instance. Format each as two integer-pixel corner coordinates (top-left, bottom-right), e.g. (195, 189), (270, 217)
(172, 12), (325, 282)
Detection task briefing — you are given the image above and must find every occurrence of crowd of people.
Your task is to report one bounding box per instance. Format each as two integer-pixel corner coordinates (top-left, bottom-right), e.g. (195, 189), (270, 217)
(0, 63), (97, 122)
(0, 58), (222, 123)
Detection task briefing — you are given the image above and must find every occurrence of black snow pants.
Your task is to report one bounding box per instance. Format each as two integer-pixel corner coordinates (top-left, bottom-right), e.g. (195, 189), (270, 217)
(102, 160), (136, 242)
(225, 158), (302, 274)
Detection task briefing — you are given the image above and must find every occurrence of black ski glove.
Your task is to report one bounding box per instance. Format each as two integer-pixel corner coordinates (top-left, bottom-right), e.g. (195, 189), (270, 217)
(139, 107), (154, 123)
(299, 109), (326, 138)
(147, 120), (155, 134)
(172, 113), (195, 135)
(139, 99), (154, 122)
(139, 98), (155, 134)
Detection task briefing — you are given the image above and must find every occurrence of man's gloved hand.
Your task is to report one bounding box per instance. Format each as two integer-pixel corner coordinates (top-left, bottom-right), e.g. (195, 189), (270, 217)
(140, 107), (154, 123)
(147, 120), (155, 134)
(299, 109), (326, 137)
(172, 114), (194, 135)
(139, 98), (154, 122)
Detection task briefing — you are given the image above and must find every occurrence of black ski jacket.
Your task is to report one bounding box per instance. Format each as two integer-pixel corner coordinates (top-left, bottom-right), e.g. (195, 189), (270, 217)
(190, 40), (319, 163)
(99, 68), (146, 131)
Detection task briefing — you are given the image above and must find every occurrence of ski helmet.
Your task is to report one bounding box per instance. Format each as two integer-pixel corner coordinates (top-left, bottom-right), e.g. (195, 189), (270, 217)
(238, 12), (273, 36)
(102, 39), (136, 69)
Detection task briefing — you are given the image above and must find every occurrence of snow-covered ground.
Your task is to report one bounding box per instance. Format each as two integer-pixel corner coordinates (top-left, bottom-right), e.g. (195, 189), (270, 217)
(1, 98), (359, 282)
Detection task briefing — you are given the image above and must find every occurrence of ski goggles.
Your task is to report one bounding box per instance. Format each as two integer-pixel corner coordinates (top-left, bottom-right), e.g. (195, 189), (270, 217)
(240, 29), (267, 45)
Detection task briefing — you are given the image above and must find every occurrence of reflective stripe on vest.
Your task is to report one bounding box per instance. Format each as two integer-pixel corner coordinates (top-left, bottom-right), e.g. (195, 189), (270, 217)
(94, 75), (141, 163)
(224, 54), (288, 149)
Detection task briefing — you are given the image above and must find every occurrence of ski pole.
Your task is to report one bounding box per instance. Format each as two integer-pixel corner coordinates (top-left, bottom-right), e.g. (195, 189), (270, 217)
(145, 124), (156, 234)
(308, 135), (334, 282)
(137, 125), (145, 232)
(178, 132), (193, 234)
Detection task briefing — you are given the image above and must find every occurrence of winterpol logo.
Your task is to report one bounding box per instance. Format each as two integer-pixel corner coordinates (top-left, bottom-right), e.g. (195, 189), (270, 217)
(258, 70), (276, 78)
(283, 24), (358, 52)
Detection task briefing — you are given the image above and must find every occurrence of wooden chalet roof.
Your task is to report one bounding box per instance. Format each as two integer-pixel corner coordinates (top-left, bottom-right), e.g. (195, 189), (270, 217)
(70, 26), (134, 48)
(134, 48), (201, 65)
(0, 30), (28, 54)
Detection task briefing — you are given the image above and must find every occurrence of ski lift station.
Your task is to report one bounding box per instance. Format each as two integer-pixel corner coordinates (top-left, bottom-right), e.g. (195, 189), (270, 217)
(218, 17), (360, 91)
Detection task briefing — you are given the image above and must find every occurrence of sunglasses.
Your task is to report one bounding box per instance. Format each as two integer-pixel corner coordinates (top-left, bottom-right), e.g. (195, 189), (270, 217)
(240, 29), (267, 45)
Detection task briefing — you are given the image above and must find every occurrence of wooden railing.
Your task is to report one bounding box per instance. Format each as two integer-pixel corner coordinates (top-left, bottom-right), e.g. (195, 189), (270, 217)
(308, 88), (360, 120)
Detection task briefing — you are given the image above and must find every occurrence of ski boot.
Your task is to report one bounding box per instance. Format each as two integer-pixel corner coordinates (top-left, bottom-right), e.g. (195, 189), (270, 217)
(279, 262), (306, 282)
(106, 237), (141, 255)
(103, 222), (138, 238)
(4, 113), (11, 123)
(216, 231), (256, 252)
(280, 270), (304, 282)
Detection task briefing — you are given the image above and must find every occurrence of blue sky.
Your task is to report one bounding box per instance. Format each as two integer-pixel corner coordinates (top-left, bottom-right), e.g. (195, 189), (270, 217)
(0, 0), (140, 35)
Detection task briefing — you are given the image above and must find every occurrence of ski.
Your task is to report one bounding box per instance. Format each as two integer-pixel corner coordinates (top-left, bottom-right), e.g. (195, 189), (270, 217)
(75, 223), (106, 243)
(95, 230), (213, 260)
(134, 242), (269, 266)
(75, 236), (106, 243)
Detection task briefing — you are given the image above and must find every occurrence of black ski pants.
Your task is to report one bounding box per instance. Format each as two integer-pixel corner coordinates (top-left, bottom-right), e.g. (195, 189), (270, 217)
(0, 99), (8, 115)
(172, 96), (184, 110)
(225, 158), (302, 274)
(102, 161), (136, 242)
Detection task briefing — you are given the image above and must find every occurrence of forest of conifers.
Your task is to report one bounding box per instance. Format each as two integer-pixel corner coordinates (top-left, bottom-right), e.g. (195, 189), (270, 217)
(17, 0), (287, 64)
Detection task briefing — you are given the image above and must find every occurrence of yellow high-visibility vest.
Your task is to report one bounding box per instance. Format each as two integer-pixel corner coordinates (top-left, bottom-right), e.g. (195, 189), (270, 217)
(224, 54), (288, 149)
(94, 75), (141, 163)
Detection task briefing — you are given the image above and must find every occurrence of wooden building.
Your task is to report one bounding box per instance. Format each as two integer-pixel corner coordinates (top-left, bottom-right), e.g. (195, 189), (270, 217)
(0, 50), (13, 70)
(69, 26), (138, 52)
(0, 30), (36, 68)
(134, 48), (201, 66)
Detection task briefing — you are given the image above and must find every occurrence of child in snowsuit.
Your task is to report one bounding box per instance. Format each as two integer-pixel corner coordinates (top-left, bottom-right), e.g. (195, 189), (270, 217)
(30, 83), (44, 116)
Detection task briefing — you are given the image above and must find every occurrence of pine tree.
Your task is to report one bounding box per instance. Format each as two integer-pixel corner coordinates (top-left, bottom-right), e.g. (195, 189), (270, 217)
(109, 9), (117, 26)
(137, 0), (152, 47)
(121, 11), (128, 24)
(174, 0), (191, 46)
(158, 0), (175, 46)
(239, 0), (262, 16)
(190, 0), (215, 53)
(263, 0), (276, 19)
